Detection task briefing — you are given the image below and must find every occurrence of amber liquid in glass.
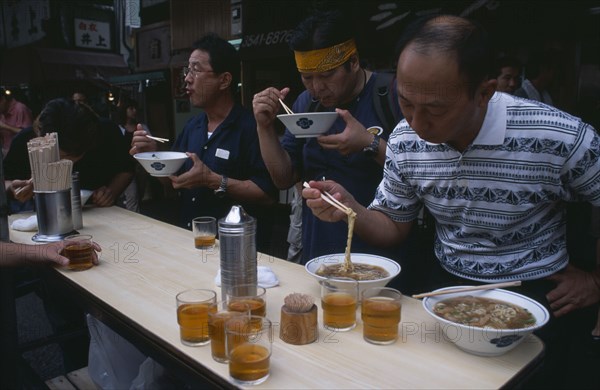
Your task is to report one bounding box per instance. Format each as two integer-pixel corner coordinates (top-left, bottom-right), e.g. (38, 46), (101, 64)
(361, 297), (401, 343)
(195, 235), (216, 249)
(209, 311), (244, 362)
(231, 298), (266, 317)
(64, 242), (94, 271)
(229, 343), (270, 383)
(321, 292), (357, 330)
(177, 303), (215, 345)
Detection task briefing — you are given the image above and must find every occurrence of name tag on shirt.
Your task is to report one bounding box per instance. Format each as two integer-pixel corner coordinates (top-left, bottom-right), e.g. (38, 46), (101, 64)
(215, 148), (230, 160)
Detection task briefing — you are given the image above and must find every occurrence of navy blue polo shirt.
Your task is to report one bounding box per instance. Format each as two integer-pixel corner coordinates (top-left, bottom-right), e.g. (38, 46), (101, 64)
(173, 103), (277, 229)
(281, 73), (404, 263)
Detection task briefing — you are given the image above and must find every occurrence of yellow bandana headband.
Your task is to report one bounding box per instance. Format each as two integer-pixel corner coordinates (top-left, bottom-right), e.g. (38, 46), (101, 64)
(294, 39), (357, 73)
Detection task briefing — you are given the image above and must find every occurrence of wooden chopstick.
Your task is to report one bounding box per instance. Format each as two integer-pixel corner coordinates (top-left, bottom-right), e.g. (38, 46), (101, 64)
(278, 98), (294, 115)
(146, 135), (170, 143)
(303, 181), (351, 214)
(412, 281), (522, 299)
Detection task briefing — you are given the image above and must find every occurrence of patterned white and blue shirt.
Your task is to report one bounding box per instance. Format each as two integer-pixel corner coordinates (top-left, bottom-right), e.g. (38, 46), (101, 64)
(370, 92), (600, 282)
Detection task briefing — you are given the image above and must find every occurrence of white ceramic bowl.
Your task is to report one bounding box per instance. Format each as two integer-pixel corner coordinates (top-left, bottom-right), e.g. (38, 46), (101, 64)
(422, 287), (550, 356)
(277, 112), (339, 138)
(80, 189), (93, 205)
(305, 253), (401, 297)
(134, 152), (189, 177)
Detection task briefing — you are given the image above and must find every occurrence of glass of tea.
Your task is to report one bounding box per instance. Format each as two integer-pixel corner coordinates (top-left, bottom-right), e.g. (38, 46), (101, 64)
(225, 284), (267, 318)
(176, 289), (217, 346)
(226, 315), (272, 385)
(208, 299), (250, 363)
(319, 277), (358, 331)
(63, 234), (95, 271)
(192, 216), (217, 250)
(361, 287), (403, 345)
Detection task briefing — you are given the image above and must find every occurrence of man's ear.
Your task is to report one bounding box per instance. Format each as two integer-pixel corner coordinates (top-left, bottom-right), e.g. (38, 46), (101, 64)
(220, 72), (233, 91)
(349, 54), (361, 72)
(477, 78), (497, 107)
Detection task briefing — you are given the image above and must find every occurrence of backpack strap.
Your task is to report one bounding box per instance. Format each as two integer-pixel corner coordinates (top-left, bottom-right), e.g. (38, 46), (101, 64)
(373, 71), (399, 137)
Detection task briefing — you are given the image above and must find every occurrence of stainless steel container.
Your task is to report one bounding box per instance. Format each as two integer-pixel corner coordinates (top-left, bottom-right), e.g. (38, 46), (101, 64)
(71, 171), (83, 230)
(33, 190), (76, 242)
(218, 205), (257, 300)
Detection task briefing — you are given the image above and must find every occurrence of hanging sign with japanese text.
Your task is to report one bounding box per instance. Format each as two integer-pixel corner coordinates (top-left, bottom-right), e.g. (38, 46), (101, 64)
(74, 18), (111, 50)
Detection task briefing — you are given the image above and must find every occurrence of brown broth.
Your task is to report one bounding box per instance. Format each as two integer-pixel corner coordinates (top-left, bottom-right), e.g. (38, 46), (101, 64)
(432, 295), (536, 329)
(316, 263), (389, 281)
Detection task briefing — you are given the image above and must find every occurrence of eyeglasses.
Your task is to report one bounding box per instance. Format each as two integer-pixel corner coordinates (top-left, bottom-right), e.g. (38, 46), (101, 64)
(182, 66), (215, 78)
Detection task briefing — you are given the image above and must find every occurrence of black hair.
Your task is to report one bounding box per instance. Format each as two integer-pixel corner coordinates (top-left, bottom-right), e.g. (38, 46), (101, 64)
(191, 33), (240, 94)
(394, 14), (493, 97)
(116, 96), (138, 125)
(37, 98), (99, 157)
(492, 56), (522, 78)
(288, 9), (354, 52)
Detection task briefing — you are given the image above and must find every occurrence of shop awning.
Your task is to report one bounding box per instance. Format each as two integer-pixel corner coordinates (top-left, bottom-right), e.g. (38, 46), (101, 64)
(1, 47), (130, 86)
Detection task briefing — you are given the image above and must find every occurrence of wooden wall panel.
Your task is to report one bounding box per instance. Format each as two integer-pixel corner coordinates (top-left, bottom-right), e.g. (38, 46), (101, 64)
(171, 0), (232, 52)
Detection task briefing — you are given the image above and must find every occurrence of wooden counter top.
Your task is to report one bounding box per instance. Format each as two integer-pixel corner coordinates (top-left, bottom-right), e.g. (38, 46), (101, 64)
(9, 206), (543, 389)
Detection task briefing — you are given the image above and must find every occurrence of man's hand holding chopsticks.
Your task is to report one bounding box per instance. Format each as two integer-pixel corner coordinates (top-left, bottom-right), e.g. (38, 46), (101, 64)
(302, 180), (359, 223)
(129, 124), (158, 155)
(9, 178), (34, 202)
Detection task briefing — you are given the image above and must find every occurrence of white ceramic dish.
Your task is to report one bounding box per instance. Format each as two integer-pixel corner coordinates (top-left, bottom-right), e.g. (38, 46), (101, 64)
(305, 253), (401, 297)
(277, 112), (339, 138)
(422, 287), (549, 356)
(133, 151), (189, 177)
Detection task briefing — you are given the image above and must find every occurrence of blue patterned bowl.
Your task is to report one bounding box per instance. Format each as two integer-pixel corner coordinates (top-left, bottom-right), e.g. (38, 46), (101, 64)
(422, 287), (549, 356)
(277, 112), (339, 138)
(134, 151), (189, 177)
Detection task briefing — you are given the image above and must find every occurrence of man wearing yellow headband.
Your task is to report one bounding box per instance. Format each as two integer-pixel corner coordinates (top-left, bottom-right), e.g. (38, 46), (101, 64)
(253, 10), (415, 284)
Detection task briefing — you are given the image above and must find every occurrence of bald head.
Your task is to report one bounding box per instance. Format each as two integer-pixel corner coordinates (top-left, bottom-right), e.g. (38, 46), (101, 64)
(395, 14), (492, 96)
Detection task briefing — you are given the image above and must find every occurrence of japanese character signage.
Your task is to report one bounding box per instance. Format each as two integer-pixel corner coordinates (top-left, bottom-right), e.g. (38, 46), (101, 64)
(1, 0), (49, 48)
(74, 18), (111, 50)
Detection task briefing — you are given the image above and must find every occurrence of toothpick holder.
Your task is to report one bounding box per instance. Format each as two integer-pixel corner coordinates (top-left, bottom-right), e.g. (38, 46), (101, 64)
(279, 304), (318, 345)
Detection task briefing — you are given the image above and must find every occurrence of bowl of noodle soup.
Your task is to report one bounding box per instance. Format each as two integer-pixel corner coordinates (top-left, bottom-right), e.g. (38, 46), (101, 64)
(305, 253), (401, 298)
(422, 287), (549, 356)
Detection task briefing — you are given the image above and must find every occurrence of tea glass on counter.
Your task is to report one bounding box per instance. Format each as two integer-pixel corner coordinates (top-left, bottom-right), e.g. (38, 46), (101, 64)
(63, 234), (95, 271)
(319, 277), (358, 331)
(192, 216), (217, 250)
(208, 300), (250, 363)
(176, 289), (217, 346)
(226, 315), (273, 385)
(361, 287), (403, 345)
(225, 284), (267, 318)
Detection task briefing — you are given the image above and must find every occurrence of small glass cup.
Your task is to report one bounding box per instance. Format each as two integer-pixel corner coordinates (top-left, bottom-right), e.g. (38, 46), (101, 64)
(225, 284), (267, 318)
(319, 277), (358, 331)
(63, 234), (95, 271)
(208, 300), (250, 363)
(176, 289), (217, 346)
(226, 315), (273, 386)
(361, 287), (403, 345)
(192, 216), (217, 250)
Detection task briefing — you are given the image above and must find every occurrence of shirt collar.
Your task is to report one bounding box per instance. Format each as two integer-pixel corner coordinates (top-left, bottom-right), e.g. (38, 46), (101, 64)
(471, 91), (508, 146)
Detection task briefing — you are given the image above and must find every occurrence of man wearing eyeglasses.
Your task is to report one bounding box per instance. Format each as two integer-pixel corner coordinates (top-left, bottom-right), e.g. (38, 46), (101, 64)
(131, 33), (277, 249)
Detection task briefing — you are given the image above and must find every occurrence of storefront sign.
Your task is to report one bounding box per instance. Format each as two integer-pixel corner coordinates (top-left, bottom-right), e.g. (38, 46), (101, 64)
(241, 29), (294, 49)
(74, 18), (111, 50)
(1, 0), (49, 48)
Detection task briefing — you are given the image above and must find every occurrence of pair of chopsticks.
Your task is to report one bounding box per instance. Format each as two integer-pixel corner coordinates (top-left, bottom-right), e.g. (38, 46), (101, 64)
(303, 181), (352, 215)
(279, 98), (294, 115)
(145, 135), (170, 143)
(412, 281), (522, 299)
